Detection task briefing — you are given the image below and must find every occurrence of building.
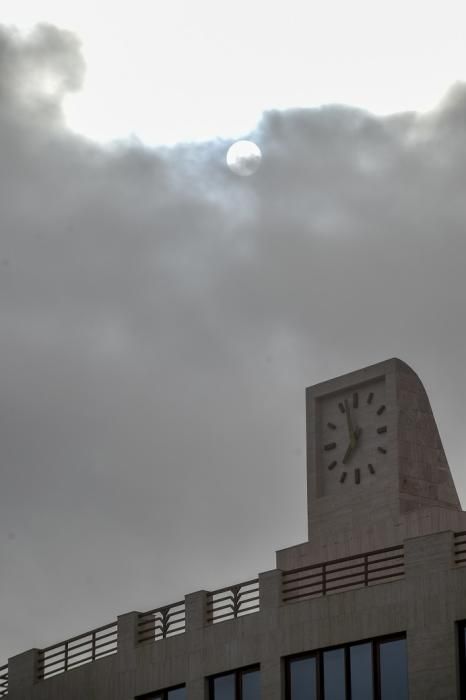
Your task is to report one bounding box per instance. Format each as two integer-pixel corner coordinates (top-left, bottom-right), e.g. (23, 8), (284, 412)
(3, 358), (466, 699)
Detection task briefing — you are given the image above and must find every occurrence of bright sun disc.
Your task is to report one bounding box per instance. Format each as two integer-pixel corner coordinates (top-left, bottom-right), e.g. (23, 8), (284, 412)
(226, 140), (262, 176)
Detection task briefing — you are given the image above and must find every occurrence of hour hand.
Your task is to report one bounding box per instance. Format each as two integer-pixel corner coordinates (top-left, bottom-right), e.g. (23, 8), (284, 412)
(342, 427), (362, 464)
(350, 425), (362, 448)
(342, 442), (353, 464)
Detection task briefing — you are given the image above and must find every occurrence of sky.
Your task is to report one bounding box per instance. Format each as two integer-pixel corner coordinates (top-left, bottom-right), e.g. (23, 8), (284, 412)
(1, 1), (466, 664)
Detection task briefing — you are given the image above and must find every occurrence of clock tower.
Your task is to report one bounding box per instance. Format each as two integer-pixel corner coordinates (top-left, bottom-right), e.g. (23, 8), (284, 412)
(305, 358), (460, 542)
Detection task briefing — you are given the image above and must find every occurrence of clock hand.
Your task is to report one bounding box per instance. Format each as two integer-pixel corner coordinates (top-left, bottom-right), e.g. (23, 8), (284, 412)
(342, 442), (354, 464)
(344, 399), (355, 440)
(351, 425), (362, 449)
(342, 427), (362, 465)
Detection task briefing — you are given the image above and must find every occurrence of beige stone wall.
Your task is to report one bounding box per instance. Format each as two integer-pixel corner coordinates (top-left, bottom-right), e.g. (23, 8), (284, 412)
(396, 361), (460, 513)
(6, 530), (466, 700)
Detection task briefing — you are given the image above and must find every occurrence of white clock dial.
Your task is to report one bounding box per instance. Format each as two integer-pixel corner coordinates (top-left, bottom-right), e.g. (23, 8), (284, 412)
(319, 381), (388, 489)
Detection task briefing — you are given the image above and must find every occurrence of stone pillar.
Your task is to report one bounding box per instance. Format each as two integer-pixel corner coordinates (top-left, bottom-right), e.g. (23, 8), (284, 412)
(404, 531), (456, 700)
(186, 677), (206, 700)
(117, 611), (140, 672)
(259, 570), (282, 700)
(185, 591), (208, 632)
(7, 648), (39, 695)
(185, 591), (208, 700)
(259, 569), (282, 611)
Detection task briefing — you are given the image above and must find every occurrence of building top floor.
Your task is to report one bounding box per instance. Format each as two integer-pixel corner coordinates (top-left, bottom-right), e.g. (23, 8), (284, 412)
(3, 358), (466, 699)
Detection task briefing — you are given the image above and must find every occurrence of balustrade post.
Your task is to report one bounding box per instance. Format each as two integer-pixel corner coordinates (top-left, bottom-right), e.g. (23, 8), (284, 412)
(364, 555), (369, 586)
(161, 607), (169, 638)
(185, 590), (208, 632)
(322, 562), (327, 595)
(185, 591), (209, 700)
(117, 611), (141, 669)
(7, 648), (40, 694)
(91, 631), (96, 662)
(232, 585), (240, 618)
(258, 569), (282, 611)
(258, 571), (282, 700)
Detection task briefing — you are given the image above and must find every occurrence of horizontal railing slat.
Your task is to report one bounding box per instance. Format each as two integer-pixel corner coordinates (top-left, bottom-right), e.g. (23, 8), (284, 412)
(207, 594), (234, 606)
(139, 601), (185, 618)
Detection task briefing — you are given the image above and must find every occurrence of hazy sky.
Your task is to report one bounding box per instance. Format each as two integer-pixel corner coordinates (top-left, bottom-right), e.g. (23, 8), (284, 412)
(3, 0), (466, 144)
(1, 5), (466, 664)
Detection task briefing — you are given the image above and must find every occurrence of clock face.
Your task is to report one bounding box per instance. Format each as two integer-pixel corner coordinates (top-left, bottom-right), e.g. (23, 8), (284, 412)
(319, 381), (388, 488)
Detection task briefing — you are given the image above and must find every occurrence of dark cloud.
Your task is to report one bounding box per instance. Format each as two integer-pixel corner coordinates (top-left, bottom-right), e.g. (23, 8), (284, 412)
(0, 24), (465, 660)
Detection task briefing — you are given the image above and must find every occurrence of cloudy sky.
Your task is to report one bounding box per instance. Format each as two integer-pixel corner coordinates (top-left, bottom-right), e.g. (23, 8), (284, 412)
(1, 0), (466, 663)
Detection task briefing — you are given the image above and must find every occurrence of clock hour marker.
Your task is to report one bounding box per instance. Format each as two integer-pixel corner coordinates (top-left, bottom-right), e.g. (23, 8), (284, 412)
(377, 405), (386, 415)
(377, 426), (387, 434)
(340, 471), (347, 483)
(355, 468), (361, 484)
(338, 402), (345, 413)
(328, 460), (337, 470)
(327, 422), (337, 430)
(324, 442), (337, 451)
(353, 392), (359, 408)
(377, 446), (387, 454)
(368, 463), (375, 474)
(367, 392), (374, 404)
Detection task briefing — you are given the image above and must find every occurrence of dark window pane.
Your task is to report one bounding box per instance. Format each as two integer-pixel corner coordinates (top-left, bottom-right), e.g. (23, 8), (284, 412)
(168, 689), (186, 700)
(289, 656), (317, 700)
(379, 638), (408, 700)
(350, 643), (373, 700)
(242, 669), (260, 700)
(213, 674), (235, 700)
(323, 648), (346, 700)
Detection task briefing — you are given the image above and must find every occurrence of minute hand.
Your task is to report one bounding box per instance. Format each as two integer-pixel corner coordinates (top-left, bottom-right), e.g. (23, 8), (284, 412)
(344, 399), (354, 439)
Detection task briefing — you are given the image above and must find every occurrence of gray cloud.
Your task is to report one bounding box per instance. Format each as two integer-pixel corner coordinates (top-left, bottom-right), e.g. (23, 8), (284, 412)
(0, 24), (465, 660)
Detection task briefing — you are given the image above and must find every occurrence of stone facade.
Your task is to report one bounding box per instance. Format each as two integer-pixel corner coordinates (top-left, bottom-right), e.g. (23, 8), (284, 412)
(3, 359), (466, 699)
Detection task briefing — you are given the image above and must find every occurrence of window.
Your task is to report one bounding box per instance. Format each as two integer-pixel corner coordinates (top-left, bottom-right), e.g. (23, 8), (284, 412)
(323, 647), (345, 700)
(350, 642), (373, 700)
(286, 635), (408, 700)
(136, 685), (186, 700)
(289, 655), (317, 700)
(210, 666), (260, 700)
(379, 637), (408, 699)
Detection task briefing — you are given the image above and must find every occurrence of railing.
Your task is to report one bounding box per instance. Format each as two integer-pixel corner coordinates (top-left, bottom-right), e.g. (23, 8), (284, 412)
(138, 600), (186, 644)
(454, 531), (466, 564)
(282, 545), (404, 603)
(38, 620), (118, 680)
(2, 545), (407, 687)
(0, 663), (7, 697)
(207, 578), (260, 624)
